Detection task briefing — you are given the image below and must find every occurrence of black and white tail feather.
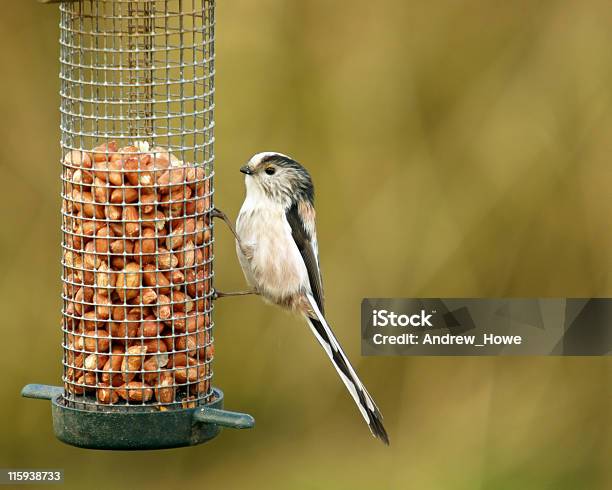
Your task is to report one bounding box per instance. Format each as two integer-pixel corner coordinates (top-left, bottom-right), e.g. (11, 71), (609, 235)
(305, 293), (389, 445)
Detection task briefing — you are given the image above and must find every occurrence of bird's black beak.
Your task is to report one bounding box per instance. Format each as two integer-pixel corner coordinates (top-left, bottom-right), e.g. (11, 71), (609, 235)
(240, 165), (253, 175)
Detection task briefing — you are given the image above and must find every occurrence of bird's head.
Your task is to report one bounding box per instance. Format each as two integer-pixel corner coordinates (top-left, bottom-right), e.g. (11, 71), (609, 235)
(240, 152), (314, 207)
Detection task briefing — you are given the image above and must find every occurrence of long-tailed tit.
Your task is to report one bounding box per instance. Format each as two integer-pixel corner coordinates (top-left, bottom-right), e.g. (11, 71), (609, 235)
(232, 151), (389, 444)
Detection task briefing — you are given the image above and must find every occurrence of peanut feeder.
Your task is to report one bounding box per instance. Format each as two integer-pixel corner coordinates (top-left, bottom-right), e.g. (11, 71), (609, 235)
(22, 0), (254, 450)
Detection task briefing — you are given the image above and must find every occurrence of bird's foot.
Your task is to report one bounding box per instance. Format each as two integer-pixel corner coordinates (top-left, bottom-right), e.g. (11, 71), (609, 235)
(211, 207), (239, 241)
(211, 207), (247, 253)
(212, 289), (258, 300)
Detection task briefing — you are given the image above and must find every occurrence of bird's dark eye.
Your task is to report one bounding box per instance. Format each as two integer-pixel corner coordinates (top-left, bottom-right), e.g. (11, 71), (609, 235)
(264, 166), (276, 175)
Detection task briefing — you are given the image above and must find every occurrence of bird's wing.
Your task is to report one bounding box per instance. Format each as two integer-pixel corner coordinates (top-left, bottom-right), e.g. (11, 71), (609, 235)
(286, 200), (325, 314)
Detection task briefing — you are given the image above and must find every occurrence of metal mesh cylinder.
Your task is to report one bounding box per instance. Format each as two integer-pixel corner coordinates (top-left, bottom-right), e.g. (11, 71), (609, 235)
(59, 0), (215, 410)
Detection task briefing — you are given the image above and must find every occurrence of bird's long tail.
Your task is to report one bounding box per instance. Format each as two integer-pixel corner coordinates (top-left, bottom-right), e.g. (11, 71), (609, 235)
(304, 293), (389, 445)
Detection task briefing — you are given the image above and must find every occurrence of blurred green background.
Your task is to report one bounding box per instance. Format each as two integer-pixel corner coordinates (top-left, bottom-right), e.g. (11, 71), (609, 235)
(1, 0), (611, 488)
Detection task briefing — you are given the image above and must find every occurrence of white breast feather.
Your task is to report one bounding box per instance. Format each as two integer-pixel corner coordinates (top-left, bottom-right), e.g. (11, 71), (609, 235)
(236, 187), (309, 303)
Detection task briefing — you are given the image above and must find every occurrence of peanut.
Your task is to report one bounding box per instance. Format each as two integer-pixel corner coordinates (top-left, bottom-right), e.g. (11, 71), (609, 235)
(66, 353), (84, 381)
(164, 268), (185, 287)
(93, 226), (114, 254)
(124, 155), (154, 187)
(122, 206), (140, 237)
(80, 191), (106, 219)
(157, 166), (189, 193)
(139, 317), (164, 337)
(111, 305), (129, 322)
(175, 357), (204, 383)
(195, 246), (206, 265)
(74, 287), (94, 314)
(205, 343), (214, 362)
(181, 397), (198, 409)
(63, 149), (92, 169)
(156, 248), (178, 270)
(177, 241), (196, 268)
(168, 290), (192, 313)
(80, 219), (100, 238)
(142, 288), (159, 305)
(110, 321), (139, 339)
(155, 295), (172, 320)
(185, 268), (208, 298)
(182, 313), (205, 334)
(97, 383), (119, 404)
(195, 220), (211, 246)
(142, 338), (168, 354)
(140, 210), (166, 232)
(142, 357), (161, 385)
(109, 238), (132, 255)
(155, 373), (175, 403)
(160, 185), (191, 217)
(73, 168), (94, 186)
(82, 329), (110, 352)
(92, 177), (109, 203)
(92, 292), (112, 319)
(101, 354), (124, 387)
(166, 218), (196, 250)
(84, 353), (108, 371)
(117, 381), (153, 402)
(175, 334), (198, 357)
(121, 345), (147, 382)
(110, 256), (126, 270)
(150, 147), (172, 169)
(92, 141), (118, 162)
(115, 262), (141, 301)
(143, 264), (171, 294)
(140, 193), (156, 213)
(133, 228), (156, 258)
(63, 250), (83, 270)
(103, 205), (121, 222)
(113, 145), (139, 162)
(95, 262), (113, 291)
(109, 222), (125, 237)
(80, 311), (105, 331)
(192, 179), (211, 215)
(168, 352), (187, 368)
(110, 186), (139, 204)
(191, 379), (211, 397)
(65, 381), (84, 395)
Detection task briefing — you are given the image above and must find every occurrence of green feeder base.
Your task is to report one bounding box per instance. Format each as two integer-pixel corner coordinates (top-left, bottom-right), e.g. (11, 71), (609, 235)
(22, 384), (254, 450)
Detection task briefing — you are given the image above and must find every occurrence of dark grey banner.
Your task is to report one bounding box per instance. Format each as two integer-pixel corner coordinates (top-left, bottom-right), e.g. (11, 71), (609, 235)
(361, 299), (612, 356)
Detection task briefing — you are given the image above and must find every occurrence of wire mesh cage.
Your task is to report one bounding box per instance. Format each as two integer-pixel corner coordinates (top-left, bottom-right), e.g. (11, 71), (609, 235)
(22, 0), (253, 450)
(60, 0), (215, 411)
